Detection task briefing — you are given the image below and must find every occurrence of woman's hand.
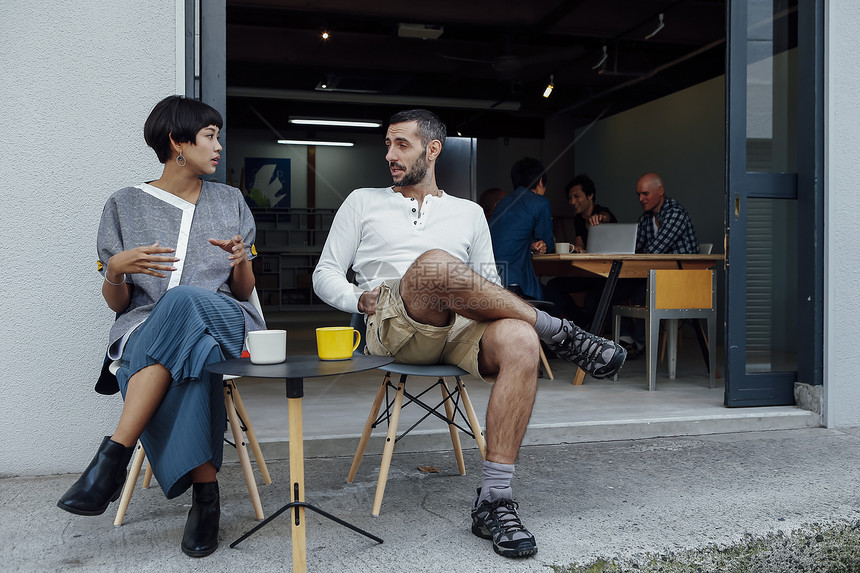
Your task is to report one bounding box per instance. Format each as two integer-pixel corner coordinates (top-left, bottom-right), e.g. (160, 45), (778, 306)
(530, 240), (547, 255)
(108, 242), (178, 279)
(211, 235), (255, 300)
(209, 235), (248, 267)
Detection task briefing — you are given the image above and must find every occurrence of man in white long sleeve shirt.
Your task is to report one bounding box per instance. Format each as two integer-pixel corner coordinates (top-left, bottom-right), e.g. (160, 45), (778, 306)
(313, 109), (626, 559)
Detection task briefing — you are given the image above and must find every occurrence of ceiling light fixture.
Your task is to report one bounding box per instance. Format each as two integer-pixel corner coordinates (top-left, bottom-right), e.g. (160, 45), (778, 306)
(229, 86), (521, 111)
(592, 45), (608, 70)
(542, 75), (554, 99)
(644, 14), (665, 40)
(397, 23), (444, 40)
(289, 118), (382, 128)
(277, 139), (354, 147)
(321, 30), (330, 40)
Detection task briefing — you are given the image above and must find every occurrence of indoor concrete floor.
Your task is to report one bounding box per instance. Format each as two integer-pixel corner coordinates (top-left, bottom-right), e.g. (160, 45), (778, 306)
(232, 310), (819, 464)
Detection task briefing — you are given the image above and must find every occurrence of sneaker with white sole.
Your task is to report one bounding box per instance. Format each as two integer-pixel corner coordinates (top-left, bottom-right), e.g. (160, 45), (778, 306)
(546, 320), (627, 378)
(471, 487), (537, 558)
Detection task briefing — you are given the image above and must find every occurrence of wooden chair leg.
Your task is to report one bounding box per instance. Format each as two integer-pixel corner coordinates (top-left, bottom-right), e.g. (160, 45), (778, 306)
(225, 386), (265, 520)
(456, 377), (486, 459)
(440, 378), (466, 475)
(114, 442), (146, 526)
(142, 460), (153, 488)
(347, 374), (389, 483)
(538, 346), (554, 380)
(227, 380), (272, 485)
(373, 375), (406, 517)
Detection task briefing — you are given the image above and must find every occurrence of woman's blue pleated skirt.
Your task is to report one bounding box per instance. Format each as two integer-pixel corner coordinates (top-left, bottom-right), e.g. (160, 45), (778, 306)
(116, 285), (246, 499)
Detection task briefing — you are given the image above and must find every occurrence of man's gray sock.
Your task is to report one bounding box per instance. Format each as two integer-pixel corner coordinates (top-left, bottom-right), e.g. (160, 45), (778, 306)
(478, 460), (515, 504)
(533, 308), (564, 342)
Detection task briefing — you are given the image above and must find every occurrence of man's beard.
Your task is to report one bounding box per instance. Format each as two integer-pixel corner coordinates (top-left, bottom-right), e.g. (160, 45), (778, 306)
(393, 157), (429, 187)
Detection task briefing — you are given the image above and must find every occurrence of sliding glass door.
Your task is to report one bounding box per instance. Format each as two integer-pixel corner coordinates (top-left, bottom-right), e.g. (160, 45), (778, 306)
(725, 0), (823, 406)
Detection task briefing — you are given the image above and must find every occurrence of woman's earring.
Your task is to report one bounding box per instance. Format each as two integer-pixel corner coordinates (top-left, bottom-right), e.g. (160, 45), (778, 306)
(176, 151), (186, 167)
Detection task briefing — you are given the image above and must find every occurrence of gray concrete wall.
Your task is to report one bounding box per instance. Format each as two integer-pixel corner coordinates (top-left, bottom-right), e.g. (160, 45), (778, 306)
(0, 1), (179, 475)
(824, 0), (860, 427)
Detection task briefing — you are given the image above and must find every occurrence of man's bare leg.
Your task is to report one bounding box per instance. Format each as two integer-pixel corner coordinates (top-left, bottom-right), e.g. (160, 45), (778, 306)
(400, 249), (540, 557)
(477, 319), (539, 464)
(399, 248), (537, 325)
(400, 249), (626, 380)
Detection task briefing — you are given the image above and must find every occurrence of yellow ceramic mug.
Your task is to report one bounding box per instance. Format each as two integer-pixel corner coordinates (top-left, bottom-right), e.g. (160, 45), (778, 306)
(316, 326), (361, 360)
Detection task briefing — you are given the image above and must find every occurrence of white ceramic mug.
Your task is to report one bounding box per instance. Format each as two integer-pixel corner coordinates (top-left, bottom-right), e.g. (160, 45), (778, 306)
(555, 242), (574, 254)
(245, 329), (287, 364)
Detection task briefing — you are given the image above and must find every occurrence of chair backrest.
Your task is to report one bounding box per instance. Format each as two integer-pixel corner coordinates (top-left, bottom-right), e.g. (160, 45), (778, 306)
(699, 243), (714, 254)
(650, 269), (714, 310)
(351, 313), (368, 354)
(249, 287), (264, 318)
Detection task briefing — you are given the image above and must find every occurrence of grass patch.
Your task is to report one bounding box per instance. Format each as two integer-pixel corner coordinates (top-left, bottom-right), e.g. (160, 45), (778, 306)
(551, 521), (860, 573)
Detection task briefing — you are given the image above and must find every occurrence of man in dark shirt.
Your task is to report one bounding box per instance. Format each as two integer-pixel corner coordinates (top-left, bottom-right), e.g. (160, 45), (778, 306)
(489, 157), (555, 300)
(545, 175), (617, 324)
(567, 174), (617, 253)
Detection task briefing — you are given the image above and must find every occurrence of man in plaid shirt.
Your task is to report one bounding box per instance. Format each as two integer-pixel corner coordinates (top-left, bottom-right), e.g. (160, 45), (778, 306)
(590, 172), (700, 356)
(634, 172), (699, 254)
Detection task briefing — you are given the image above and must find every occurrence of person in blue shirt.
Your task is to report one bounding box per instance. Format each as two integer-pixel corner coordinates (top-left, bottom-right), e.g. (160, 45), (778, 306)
(488, 157), (555, 300)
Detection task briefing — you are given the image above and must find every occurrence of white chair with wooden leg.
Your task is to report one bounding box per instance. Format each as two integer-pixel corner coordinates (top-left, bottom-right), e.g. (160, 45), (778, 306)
(114, 289), (273, 525)
(346, 314), (487, 517)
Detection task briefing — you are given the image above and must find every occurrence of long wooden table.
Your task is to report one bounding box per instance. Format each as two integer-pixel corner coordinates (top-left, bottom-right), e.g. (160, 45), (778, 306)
(532, 253), (725, 385)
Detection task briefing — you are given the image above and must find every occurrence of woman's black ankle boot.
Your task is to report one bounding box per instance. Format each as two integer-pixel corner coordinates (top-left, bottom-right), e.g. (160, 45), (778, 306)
(181, 481), (220, 557)
(57, 436), (135, 516)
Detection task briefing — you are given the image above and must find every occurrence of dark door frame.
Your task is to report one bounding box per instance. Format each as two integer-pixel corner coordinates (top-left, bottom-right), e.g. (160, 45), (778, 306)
(724, 0), (824, 407)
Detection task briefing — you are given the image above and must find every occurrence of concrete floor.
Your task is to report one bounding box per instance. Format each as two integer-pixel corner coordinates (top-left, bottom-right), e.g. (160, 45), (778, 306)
(15, 312), (826, 572)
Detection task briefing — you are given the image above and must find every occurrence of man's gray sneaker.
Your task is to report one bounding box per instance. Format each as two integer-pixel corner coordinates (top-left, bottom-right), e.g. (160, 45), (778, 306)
(546, 320), (626, 378)
(471, 487), (537, 558)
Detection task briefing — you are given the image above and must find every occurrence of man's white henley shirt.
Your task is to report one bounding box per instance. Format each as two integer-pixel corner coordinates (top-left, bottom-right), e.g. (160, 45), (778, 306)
(313, 187), (500, 314)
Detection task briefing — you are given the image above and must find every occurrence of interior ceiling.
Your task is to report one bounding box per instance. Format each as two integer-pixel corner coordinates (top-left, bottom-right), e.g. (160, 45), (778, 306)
(226, 0), (726, 139)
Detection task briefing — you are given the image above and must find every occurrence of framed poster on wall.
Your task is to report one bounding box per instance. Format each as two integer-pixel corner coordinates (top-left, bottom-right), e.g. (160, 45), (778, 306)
(243, 157), (291, 209)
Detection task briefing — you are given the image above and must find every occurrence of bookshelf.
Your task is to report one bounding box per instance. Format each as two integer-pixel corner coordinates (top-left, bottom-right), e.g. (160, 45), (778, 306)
(251, 208), (336, 310)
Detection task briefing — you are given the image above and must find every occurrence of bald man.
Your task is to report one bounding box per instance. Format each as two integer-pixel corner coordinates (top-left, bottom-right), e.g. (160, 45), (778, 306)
(634, 172), (699, 254)
(592, 173), (699, 356)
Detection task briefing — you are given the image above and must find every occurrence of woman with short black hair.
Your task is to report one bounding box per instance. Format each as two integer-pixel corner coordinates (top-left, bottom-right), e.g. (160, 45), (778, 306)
(58, 95), (264, 558)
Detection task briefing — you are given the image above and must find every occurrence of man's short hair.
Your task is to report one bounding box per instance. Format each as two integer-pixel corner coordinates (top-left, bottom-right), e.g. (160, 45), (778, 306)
(510, 157), (547, 190)
(567, 174), (597, 200)
(144, 95), (223, 164)
(388, 109), (447, 149)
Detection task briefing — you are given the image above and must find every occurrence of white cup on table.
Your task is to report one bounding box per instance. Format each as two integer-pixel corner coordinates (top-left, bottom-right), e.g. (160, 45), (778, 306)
(555, 242), (574, 254)
(245, 330), (287, 364)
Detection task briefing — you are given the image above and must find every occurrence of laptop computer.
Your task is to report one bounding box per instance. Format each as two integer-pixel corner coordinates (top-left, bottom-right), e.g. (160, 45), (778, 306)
(585, 223), (638, 254)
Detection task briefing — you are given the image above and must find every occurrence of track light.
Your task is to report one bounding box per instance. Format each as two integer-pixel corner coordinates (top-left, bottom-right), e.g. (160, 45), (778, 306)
(289, 117), (382, 128)
(542, 75), (554, 99)
(592, 45), (608, 70)
(645, 13), (664, 40)
(321, 30), (330, 40)
(277, 139), (354, 147)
